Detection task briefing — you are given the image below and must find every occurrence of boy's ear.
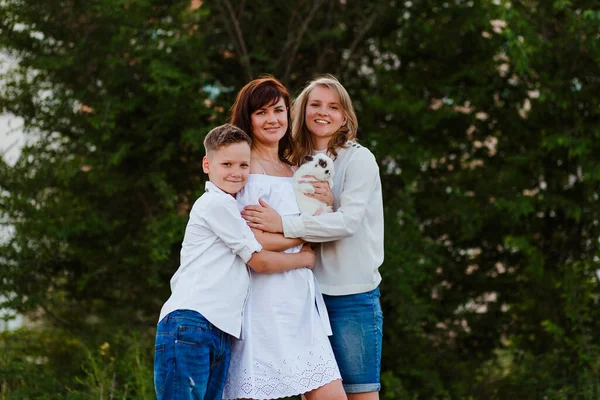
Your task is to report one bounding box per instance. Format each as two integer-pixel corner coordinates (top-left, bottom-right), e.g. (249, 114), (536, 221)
(202, 156), (210, 174)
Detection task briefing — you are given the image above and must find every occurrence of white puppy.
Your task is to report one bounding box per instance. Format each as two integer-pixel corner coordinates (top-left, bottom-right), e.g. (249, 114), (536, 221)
(293, 153), (335, 216)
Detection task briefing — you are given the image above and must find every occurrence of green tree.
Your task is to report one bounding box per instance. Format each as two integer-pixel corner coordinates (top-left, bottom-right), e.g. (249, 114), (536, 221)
(1, 0), (599, 398)
(0, 0), (221, 331)
(365, 0), (600, 397)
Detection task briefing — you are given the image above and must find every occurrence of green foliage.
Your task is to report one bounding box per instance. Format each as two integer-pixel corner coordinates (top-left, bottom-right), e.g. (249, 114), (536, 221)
(1, 0), (599, 398)
(0, 327), (155, 399)
(0, 328), (84, 399)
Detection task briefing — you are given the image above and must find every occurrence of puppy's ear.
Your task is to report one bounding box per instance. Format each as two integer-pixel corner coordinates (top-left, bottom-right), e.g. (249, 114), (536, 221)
(305, 155), (314, 162)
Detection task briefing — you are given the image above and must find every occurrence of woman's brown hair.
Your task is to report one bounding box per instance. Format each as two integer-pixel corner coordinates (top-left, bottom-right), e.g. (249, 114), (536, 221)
(230, 75), (294, 165)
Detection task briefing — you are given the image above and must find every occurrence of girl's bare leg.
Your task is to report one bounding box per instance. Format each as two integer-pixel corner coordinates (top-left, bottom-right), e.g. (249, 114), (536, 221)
(303, 379), (346, 400)
(347, 392), (379, 400)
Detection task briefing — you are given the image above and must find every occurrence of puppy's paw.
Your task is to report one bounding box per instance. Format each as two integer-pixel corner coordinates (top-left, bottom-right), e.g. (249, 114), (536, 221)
(298, 183), (315, 194)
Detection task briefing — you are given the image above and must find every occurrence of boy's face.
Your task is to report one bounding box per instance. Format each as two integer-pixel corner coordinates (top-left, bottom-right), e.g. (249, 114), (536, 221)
(202, 142), (251, 196)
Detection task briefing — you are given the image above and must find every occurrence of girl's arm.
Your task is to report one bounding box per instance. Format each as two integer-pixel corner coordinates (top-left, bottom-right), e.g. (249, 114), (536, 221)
(241, 181), (334, 233)
(243, 149), (381, 243)
(251, 228), (304, 252)
(247, 243), (315, 273)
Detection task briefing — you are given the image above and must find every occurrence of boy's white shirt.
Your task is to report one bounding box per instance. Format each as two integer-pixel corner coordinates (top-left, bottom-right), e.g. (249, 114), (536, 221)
(158, 181), (262, 339)
(282, 143), (384, 296)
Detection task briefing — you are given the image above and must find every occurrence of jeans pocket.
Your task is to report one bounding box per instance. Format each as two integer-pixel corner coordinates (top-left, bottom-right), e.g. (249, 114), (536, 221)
(154, 343), (166, 396)
(177, 324), (210, 346)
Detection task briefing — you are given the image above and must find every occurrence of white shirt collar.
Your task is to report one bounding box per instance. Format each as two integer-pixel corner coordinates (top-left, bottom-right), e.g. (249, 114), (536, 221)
(205, 181), (228, 196)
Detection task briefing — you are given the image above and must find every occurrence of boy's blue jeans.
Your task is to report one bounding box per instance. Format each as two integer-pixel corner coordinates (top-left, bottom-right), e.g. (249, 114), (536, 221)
(154, 310), (232, 400)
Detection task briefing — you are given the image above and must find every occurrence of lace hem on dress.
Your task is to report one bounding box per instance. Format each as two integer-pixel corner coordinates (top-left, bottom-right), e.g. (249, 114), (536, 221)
(223, 358), (340, 399)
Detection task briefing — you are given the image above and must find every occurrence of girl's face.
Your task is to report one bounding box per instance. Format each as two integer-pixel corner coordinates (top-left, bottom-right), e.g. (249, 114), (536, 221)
(305, 86), (347, 148)
(250, 97), (288, 146)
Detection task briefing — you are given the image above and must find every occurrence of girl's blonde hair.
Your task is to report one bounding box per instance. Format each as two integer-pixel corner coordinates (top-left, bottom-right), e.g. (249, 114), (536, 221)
(291, 74), (358, 166)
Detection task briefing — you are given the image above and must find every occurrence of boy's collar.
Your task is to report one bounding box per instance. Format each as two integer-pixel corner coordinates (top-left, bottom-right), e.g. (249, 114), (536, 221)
(205, 181), (236, 198)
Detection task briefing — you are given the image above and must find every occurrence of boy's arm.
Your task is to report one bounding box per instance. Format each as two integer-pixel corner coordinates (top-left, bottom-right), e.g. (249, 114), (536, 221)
(247, 244), (315, 274)
(250, 228), (304, 252)
(200, 197), (311, 273)
(201, 198), (263, 263)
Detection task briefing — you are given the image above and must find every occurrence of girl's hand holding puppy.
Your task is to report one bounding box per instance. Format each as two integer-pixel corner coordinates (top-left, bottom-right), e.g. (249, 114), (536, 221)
(293, 153), (335, 216)
(298, 176), (334, 207)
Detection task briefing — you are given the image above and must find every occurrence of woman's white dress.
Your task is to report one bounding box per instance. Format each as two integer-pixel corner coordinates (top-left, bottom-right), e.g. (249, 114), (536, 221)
(223, 174), (341, 399)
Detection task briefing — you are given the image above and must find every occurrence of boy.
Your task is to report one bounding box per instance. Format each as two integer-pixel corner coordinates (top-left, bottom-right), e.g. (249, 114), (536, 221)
(154, 124), (314, 399)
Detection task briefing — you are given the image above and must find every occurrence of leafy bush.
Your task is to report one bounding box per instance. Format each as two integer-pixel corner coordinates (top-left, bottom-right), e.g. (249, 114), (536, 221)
(0, 327), (154, 399)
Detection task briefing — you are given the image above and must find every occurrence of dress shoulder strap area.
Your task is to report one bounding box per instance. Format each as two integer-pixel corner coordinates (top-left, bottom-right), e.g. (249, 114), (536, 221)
(254, 159), (268, 175)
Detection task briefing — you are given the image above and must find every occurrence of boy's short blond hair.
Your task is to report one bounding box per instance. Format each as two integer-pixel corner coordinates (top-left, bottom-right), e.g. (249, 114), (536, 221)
(203, 123), (252, 156)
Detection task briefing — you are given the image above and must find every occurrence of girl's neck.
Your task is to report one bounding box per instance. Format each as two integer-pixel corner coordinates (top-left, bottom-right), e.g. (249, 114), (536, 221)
(312, 137), (330, 152)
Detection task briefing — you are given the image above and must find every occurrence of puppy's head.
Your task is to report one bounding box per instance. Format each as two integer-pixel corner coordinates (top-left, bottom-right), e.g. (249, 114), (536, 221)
(301, 153), (334, 181)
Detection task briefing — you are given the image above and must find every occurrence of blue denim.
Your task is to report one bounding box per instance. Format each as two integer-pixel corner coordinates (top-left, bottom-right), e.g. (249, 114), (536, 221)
(323, 286), (383, 393)
(154, 310), (232, 400)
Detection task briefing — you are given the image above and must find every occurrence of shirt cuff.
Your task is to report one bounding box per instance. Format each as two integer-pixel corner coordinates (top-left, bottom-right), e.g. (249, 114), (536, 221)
(282, 215), (306, 238)
(237, 234), (263, 263)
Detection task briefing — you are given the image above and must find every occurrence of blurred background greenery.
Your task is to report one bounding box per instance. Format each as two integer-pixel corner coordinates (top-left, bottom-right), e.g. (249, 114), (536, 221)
(0, 0), (599, 398)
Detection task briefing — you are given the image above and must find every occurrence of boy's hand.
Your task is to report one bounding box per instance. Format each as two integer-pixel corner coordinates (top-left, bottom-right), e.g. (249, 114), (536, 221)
(300, 243), (316, 269)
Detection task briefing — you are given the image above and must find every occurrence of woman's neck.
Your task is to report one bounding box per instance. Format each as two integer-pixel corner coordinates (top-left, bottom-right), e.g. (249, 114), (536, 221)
(251, 141), (292, 177)
(252, 142), (280, 163)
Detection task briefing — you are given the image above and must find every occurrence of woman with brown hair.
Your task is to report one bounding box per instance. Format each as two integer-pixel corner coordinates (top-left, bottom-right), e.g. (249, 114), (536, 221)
(222, 76), (346, 400)
(242, 75), (384, 400)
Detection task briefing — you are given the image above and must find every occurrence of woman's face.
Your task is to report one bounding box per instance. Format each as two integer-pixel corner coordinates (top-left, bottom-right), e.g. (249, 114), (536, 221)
(250, 97), (288, 146)
(304, 86), (347, 147)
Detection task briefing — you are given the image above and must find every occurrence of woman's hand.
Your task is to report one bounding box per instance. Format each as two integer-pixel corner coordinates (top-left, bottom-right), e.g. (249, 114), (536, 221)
(242, 198), (284, 233)
(300, 175), (334, 207)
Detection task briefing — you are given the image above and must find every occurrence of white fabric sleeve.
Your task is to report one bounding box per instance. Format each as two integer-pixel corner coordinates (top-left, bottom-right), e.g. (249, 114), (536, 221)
(201, 198), (263, 263)
(282, 150), (380, 242)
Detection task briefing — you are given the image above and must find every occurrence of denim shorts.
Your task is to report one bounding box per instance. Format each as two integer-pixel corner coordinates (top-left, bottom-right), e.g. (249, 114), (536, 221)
(154, 310), (231, 400)
(323, 286), (383, 393)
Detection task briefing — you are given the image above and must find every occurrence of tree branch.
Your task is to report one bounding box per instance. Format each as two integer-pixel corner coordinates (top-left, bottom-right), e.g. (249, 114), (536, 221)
(275, 10), (300, 71)
(39, 302), (78, 330)
(283, 0), (325, 83)
(237, 0), (247, 21)
(218, 0), (253, 82)
(337, 10), (380, 76)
